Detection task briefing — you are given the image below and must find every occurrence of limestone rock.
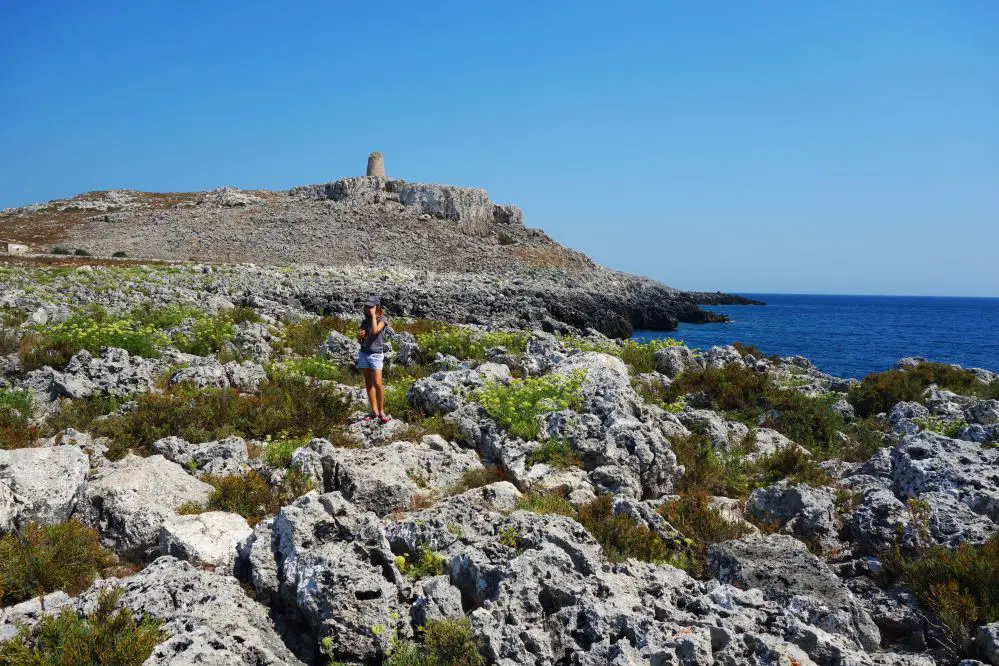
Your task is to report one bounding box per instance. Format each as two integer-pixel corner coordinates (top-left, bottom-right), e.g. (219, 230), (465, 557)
(78, 556), (303, 665)
(159, 511), (252, 571)
(83, 454), (214, 559)
(746, 483), (842, 553)
(0, 445), (89, 528)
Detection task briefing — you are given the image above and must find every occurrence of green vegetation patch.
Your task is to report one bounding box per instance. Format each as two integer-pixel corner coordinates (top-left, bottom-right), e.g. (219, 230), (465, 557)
(394, 544), (446, 580)
(415, 325), (528, 361)
(180, 468), (316, 526)
(1, 389), (41, 450)
(884, 533), (999, 658)
(0, 587), (165, 666)
(524, 439), (581, 468)
(0, 521), (116, 605)
(474, 370), (586, 440)
(515, 492), (688, 568)
(849, 362), (999, 418)
(58, 374), (350, 459)
(658, 494), (752, 579)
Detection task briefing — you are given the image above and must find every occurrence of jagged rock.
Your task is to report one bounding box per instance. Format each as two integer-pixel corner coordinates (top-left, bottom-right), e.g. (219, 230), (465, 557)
(520, 332), (567, 376)
(921, 490), (997, 547)
(746, 483), (842, 553)
(231, 321), (274, 360)
(249, 492), (407, 663)
(409, 364), (510, 416)
(16, 347), (160, 403)
(315, 435), (484, 516)
(678, 408), (749, 451)
(977, 622), (999, 665)
(345, 415), (415, 447)
(152, 435), (250, 476)
(410, 575), (464, 629)
(159, 511), (252, 572)
(170, 358), (268, 392)
(702, 345), (746, 369)
(0, 445), (89, 528)
(78, 556), (303, 665)
(199, 186), (263, 207)
(849, 487), (912, 554)
(653, 345), (703, 378)
(746, 427), (810, 462)
(391, 330), (420, 366)
(83, 454), (214, 559)
(968, 399), (999, 426)
(0, 591), (73, 642)
(889, 402), (928, 436)
(320, 330), (360, 365)
(708, 534), (881, 651)
(398, 183), (495, 227)
(891, 431), (999, 524)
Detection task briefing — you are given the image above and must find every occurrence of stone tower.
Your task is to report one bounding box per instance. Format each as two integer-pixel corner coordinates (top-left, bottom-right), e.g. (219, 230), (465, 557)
(366, 152), (385, 177)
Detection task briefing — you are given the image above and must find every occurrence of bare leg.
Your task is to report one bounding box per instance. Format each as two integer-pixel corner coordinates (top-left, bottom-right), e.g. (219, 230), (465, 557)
(373, 369), (385, 416)
(362, 368), (377, 415)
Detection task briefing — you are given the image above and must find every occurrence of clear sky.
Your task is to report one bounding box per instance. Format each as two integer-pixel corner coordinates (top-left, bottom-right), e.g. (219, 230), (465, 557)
(1, 1), (997, 296)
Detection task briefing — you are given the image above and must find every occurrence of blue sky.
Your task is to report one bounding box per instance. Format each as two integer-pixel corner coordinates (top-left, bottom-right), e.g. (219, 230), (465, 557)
(1, 1), (997, 296)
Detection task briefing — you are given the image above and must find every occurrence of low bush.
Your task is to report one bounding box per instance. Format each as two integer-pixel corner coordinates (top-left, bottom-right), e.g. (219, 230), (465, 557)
(182, 468), (316, 526)
(280, 355), (343, 381)
(415, 325), (527, 361)
(474, 370), (586, 440)
(516, 492), (685, 567)
(449, 466), (507, 494)
(849, 362), (999, 418)
(0, 587), (164, 665)
(0, 521), (116, 605)
(884, 533), (999, 658)
(658, 494), (752, 578)
(111, 251), (128, 258)
(174, 317), (233, 356)
(378, 617), (483, 666)
(262, 435), (309, 469)
(73, 249), (91, 257)
(525, 439), (581, 468)
(279, 316), (355, 356)
(669, 434), (749, 498)
(665, 364), (769, 413)
(913, 415), (967, 438)
(51, 247), (71, 255)
(618, 338), (682, 374)
(74, 374), (350, 459)
(1, 389), (41, 450)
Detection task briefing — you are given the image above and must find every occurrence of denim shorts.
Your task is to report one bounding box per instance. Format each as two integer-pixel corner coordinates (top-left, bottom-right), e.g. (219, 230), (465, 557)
(357, 351), (384, 370)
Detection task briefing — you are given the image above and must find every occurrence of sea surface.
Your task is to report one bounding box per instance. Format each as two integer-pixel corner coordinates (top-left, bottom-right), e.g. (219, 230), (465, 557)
(633, 294), (999, 380)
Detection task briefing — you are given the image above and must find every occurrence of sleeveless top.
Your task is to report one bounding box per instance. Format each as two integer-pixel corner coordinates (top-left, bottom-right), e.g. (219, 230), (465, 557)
(359, 316), (387, 353)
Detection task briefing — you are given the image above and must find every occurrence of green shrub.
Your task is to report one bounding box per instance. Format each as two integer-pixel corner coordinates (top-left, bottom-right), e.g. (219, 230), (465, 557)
(577, 495), (675, 564)
(473, 370), (586, 440)
(128, 303), (201, 330)
(884, 533), (999, 658)
(73, 249), (91, 257)
(0, 587), (165, 665)
(280, 316), (355, 356)
(414, 325), (527, 361)
(618, 338), (682, 374)
(514, 490), (576, 518)
(383, 377), (418, 420)
(0, 521), (116, 605)
(449, 466), (507, 494)
(395, 544), (446, 580)
(262, 436), (309, 469)
(658, 494), (751, 578)
(669, 434), (749, 498)
(184, 468), (316, 526)
(1, 389), (41, 450)
(20, 307), (167, 370)
(525, 439), (581, 468)
(175, 317), (233, 356)
(913, 415), (967, 438)
(665, 364), (769, 413)
(111, 251), (128, 258)
(277, 356), (343, 381)
(377, 617), (483, 666)
(498, 526), (522, 550)
(51, 247), (71, 255)
(849, 362), (999, 418)
(749, 446), (833, 489)
(75, 374), (350, 459)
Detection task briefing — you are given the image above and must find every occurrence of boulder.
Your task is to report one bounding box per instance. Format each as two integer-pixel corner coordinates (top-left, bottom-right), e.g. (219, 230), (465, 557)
(746, 483), (842, 553)
(315, 435), (484, 516)
(0, 445), (89, 528)
(977, 622), (999, 665)
(678, 409), (749, 451)
(159, 511), (252, 572)
(320, 330), (361, 365)
(653, 345), (703, 378)
(152, 435), (250, 476)
(848, 487), (912, 554)
(78, 556), (303, 665)
(170, 359), (267, 392)
(708, 534), (880, 651)
(83, 454), (214, 559)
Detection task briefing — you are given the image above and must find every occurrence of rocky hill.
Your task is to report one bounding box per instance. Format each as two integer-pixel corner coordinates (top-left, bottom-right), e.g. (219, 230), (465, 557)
(0, 173), (758, 336)
(1, 263), (999, 665)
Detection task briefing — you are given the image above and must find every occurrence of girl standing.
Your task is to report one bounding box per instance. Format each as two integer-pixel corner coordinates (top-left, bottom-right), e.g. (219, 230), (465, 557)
(357, 295), (390, 422)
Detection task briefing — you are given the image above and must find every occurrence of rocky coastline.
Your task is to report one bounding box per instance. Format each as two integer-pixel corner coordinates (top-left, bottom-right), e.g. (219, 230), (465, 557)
(1, 262), (998, 665)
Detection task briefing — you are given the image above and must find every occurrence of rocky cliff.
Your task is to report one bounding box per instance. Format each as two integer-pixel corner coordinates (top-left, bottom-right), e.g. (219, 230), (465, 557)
(0, 176), (758, 336)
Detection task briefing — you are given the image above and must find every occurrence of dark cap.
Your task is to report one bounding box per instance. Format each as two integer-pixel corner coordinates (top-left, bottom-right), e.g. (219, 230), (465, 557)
(363, 295), (381, 307)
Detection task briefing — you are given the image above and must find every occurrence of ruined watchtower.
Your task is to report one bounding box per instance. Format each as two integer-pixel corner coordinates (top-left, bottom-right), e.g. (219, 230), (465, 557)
(366, 152), (385, 177)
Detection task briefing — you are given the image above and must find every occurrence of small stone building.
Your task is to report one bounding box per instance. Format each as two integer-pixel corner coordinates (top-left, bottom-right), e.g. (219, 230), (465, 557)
(1, 241), (29, 255)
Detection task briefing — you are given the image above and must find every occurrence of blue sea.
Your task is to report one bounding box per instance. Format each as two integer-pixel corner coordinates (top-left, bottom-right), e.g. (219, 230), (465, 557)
(633, 294), (999, 380)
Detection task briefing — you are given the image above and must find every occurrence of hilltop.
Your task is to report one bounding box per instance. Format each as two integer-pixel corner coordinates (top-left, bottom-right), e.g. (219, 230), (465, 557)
(0, 172), (757, 337)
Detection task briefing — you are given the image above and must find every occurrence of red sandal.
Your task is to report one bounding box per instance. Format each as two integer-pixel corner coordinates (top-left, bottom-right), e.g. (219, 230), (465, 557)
(378, 414), (392, 424)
